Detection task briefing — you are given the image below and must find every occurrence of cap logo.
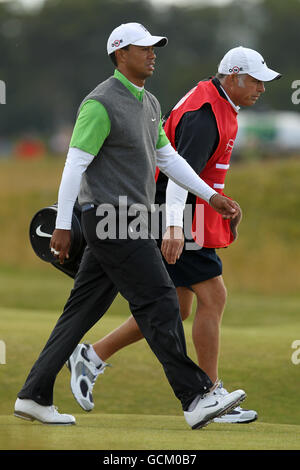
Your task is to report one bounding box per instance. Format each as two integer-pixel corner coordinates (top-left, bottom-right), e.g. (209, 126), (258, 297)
(225, 138), (235, 153)
(229, 66), (241, 74)
(111, 39), (123, 48)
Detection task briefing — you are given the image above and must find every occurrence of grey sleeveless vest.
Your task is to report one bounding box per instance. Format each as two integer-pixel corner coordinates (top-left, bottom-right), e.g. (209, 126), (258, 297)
(78, 76), (161, 211)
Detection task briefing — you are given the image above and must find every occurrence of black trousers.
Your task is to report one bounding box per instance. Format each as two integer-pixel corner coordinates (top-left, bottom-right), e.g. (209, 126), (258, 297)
(18, 208), (213, 411)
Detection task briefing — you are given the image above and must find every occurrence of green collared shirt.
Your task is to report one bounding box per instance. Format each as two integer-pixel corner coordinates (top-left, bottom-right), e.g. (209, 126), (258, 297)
(70, 69), (169, 156)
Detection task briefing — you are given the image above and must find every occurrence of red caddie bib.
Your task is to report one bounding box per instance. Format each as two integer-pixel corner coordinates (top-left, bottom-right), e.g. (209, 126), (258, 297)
(160, 79), (238, 248)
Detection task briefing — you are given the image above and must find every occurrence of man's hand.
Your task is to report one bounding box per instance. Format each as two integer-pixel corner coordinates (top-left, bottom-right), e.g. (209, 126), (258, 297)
(209, 193), (240, 219)
(230, 203), (242, 240)
(50, 229), (71, 265)
(161, 226), (184, 264)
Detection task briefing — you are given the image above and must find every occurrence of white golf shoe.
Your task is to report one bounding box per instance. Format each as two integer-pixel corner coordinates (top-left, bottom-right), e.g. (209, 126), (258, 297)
(14, 398), (76, 425)
(213, 382), (258, 423)
(66, 343), (109, 411)
(184, 385), (246, 429)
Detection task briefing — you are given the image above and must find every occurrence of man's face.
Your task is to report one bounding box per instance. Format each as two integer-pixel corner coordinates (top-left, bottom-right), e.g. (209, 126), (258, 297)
(117, 45), (156, 84)
(230, 74), (265, 107)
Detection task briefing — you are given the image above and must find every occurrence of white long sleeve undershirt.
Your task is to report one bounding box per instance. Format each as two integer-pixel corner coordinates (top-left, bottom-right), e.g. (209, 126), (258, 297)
(55, 144), (216, 230)
(156, 143), (217, 228)
(156, 143), (216, 202)
(55, 147), (94, 229)
(165, 180), (188, 228)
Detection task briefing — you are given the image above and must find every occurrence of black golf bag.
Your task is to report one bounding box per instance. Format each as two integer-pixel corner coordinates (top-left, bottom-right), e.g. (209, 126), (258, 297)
(29, 201), (86, 278)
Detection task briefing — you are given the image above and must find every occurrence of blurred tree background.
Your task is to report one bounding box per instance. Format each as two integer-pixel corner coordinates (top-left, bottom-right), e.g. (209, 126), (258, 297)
(1, 0), (300, 296)
(0, 0), (299, 148)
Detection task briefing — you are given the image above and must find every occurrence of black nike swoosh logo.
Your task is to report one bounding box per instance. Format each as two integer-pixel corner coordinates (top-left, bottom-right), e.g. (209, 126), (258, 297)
(204, 401), (219, 408)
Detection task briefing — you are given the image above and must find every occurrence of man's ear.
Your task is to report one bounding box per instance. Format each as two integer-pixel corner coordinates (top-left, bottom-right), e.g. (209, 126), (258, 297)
(223, 73), (239, 91)
(229, 73), (238, 86)
(115, 47), (128, 66)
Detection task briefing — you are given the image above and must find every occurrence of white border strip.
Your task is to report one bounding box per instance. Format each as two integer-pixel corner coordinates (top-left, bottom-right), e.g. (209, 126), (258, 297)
(216, 163), (230, 169)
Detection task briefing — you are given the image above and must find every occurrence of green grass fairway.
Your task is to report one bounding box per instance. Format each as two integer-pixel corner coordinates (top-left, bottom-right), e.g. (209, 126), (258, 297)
(1, 414), (299, 450)
(1, 301), (299, 450)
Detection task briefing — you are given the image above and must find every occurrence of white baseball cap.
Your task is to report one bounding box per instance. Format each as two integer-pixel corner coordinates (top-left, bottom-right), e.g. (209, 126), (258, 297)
(218, 46), (281, 82)
(107, 22), (168, 55)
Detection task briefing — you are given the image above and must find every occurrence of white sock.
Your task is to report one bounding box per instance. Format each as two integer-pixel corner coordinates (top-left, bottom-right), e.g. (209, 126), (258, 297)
(86, 345), (104, 368)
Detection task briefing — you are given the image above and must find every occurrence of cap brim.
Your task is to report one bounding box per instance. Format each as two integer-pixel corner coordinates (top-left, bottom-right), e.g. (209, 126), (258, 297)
(132, 35), (168, 48)
(250, 67), (282, 82)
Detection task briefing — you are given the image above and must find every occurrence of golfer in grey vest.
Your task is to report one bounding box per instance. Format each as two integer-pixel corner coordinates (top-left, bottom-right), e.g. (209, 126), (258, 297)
(15, 23), (245, 429)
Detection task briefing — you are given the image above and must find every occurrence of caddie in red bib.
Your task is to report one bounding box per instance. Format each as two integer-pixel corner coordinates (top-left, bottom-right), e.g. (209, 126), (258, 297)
(164, 78), (238, 248)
